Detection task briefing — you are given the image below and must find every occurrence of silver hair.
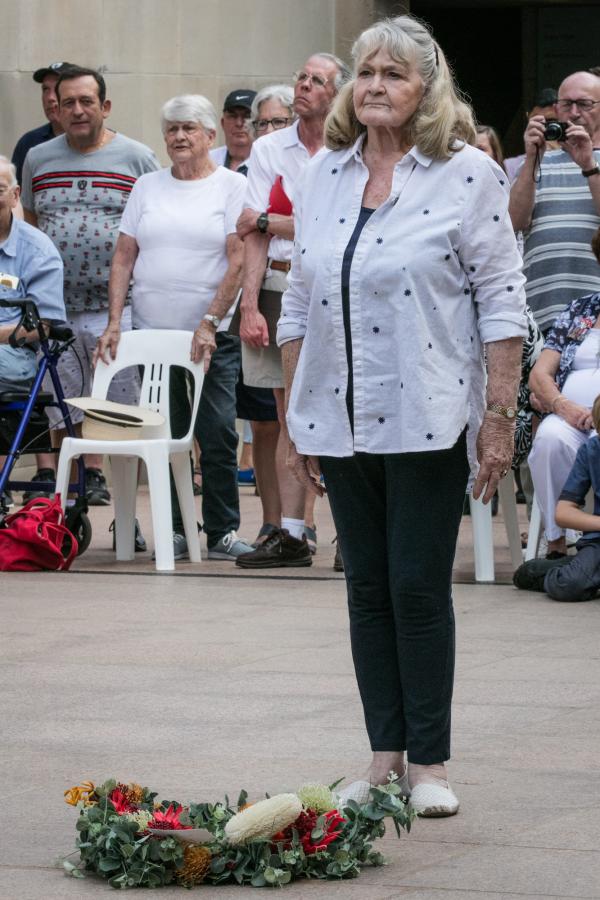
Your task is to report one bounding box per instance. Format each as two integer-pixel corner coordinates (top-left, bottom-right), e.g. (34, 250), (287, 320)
(160, 95), (217, 134)
(311, 52), (352, 91)
(0, 155), (17, 187)
(251, 84), (295, 122)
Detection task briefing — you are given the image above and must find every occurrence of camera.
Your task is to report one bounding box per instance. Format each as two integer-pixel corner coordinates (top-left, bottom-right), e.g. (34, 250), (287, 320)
(544, 119), (568, 142)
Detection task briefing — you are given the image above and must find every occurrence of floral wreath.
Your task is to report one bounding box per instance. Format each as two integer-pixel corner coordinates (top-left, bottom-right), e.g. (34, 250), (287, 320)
(61, 775), (413, 889)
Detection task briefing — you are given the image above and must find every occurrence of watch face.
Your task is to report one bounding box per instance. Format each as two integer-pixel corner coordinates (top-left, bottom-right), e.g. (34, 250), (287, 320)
(506, 407), (516, 419)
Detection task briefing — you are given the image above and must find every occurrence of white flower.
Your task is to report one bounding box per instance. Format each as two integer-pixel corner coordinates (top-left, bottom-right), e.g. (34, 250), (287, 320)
(124, 809), (153, 831)
(296, 783), (336, 814)
(224, 794), (302, 846)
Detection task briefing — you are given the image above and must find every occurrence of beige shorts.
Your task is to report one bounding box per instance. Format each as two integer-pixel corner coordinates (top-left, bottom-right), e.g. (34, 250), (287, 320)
(241, 268), (288, 390)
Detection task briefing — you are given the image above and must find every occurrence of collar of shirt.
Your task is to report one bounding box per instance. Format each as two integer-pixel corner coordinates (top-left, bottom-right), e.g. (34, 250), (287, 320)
(0, 216), (19, 258)
(335, 133), (434, 172)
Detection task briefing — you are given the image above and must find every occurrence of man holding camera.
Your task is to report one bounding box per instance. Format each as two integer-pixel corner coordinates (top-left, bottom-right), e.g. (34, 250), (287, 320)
(509, 70), (600, 334)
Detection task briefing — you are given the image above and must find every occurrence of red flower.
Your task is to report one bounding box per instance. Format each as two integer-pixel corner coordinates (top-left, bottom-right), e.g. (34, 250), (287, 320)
(148, 803), (192, 831)
(272, 808), (345, 855)
(108, 788), (136, 815)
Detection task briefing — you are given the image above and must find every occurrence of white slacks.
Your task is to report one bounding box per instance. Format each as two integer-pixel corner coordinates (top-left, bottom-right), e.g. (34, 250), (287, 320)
(528, 414), (592, 541)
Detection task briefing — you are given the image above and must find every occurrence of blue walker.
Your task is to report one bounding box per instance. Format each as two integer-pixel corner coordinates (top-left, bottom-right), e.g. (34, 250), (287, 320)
(0, 298), (92, 554)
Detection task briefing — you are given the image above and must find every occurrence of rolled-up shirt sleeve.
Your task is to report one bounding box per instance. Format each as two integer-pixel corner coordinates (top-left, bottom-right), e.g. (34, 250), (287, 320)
(459, 158), (527, 344)
(245, 141), (276, 212)
(277, 173), (309, 346)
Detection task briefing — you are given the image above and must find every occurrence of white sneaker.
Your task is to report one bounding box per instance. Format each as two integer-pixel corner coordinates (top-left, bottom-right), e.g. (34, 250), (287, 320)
(409, 782), (459, 817)
(207, 530), (254, 560)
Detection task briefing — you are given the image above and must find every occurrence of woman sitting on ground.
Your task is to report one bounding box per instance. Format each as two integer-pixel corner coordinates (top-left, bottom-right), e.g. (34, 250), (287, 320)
(528, 226), (600, 558)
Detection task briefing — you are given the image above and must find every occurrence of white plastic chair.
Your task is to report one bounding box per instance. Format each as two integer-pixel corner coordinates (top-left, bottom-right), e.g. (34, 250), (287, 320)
(55, 330), (203, 571)
(525, 490), (592, 561)
(469, 471), (523, 582)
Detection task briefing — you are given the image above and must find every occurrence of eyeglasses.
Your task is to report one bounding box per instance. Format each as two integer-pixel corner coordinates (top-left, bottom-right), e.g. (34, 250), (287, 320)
(556, 98), (600, 112)
(293, 71), (329, 89)
(253, 117), (293, 133)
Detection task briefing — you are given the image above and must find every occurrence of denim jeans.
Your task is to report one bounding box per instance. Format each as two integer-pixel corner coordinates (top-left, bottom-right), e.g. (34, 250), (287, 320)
(169, 332), (241, 546)
(320, 428), (469, 764)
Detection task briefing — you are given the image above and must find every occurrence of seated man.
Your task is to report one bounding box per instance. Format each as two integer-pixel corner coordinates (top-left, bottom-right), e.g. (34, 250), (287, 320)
(0, 155), (64, 386)
(0, 155), (64, 506)
(514, 392), (600, 601)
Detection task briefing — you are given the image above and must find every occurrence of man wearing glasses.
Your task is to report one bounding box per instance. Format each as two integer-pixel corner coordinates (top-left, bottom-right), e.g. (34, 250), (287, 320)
(510, 69), (600, 334)
(234, 53), (351, 568)
(210, 89), (256, 174)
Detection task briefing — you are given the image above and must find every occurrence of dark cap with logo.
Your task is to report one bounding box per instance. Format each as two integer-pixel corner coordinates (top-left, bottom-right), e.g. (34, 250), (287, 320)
(33, 61), (77, 83)
(223, 89), (257, 113)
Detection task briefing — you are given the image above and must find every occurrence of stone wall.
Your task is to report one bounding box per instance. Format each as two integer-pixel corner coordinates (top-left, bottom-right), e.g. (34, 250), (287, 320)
(0, 0), (375, 164)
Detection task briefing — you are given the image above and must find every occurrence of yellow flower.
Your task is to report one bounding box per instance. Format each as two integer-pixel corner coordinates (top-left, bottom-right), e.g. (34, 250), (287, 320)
(224, 793), (302, 846)
(64, 781), (97, 807)
(177, 845), (212, 886)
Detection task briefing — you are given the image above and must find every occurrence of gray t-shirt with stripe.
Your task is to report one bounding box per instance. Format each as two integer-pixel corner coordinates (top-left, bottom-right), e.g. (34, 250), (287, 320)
(523, 148), (600, 332)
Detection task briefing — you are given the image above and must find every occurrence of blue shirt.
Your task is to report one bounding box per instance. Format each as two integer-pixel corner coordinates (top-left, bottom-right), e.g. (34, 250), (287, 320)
(0, 216), (65, 325)
(559, 434), (600, 542)
(11, 122), (54, 186)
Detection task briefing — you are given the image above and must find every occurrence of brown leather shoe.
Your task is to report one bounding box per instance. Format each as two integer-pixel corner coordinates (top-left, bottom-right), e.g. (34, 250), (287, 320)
(235, 528), (312, 568)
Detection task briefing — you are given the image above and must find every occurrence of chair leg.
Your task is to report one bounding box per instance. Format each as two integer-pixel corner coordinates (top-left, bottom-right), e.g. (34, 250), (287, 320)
(171, 452), (201, 563)
(144, 447), (175, 572)
(498, 473), (523, 570)
(469, 492), (495, 583)
(110, 456), (138, 561)
(525, 495), (543, 561)
(55, 441), (76, 511)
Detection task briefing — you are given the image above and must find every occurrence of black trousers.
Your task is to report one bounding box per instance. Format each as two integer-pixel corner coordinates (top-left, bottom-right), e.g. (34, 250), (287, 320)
(320, 429), (469, 764)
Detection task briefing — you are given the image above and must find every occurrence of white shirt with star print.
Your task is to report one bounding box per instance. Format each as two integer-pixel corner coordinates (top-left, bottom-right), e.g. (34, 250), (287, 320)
(277, 136), (527, 473)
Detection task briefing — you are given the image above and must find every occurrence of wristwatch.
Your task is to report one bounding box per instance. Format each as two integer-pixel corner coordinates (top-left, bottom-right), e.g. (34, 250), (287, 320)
(487, 403), (516, 420)
(256, 211), (269, 233)
(581, 164), (600, 178)
(202, 314), (221, 328)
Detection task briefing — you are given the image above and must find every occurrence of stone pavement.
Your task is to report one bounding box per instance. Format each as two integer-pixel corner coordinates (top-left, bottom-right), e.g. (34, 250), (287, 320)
(1, 488), (600, 899)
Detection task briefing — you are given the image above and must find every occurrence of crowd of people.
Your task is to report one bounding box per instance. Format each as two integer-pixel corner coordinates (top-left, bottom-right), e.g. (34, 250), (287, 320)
(2, 12), (600, 818)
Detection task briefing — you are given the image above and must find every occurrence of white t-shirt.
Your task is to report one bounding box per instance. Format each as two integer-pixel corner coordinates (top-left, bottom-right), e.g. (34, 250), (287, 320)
(119, 165), (246, 331)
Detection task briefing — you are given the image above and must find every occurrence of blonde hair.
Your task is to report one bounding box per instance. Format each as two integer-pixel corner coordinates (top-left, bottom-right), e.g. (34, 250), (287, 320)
(325, 15), (476, 159)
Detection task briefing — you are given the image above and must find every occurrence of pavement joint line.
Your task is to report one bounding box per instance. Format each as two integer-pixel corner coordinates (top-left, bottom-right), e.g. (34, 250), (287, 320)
(407, 837), (599, 853)
(57, 568), (517, 586)
(386, 888), (595, 899)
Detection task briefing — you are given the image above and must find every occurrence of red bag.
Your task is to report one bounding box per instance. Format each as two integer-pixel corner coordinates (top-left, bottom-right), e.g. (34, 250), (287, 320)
(0, 496), (78, 571)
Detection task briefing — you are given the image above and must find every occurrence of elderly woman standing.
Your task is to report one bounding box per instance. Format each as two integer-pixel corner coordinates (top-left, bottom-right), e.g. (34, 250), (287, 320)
(278, 16), (526, 816)
(95, 95), (253, 561)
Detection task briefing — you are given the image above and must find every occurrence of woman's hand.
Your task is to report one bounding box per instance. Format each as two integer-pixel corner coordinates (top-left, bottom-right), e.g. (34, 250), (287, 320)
(472, 412), (515, 503)
(191, 321), (217, 372)
(93, 324), (121, 367)
(286, 440), (325, 497)
(554, 397), (593, 431)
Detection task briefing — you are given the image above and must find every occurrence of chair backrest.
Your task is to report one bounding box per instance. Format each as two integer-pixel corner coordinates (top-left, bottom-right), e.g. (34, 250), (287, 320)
(91, 330), (204, 441)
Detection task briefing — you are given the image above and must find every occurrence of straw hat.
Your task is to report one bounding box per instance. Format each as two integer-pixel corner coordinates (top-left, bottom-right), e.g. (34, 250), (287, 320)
(66, 398), (165, 441)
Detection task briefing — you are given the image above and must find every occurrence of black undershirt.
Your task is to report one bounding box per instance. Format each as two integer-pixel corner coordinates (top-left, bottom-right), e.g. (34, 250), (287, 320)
(341, 206), (375, 430)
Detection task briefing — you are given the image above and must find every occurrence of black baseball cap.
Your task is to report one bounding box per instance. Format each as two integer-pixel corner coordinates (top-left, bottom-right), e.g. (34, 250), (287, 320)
(223, 89), (256, 113)
(33, 61), (77, 83)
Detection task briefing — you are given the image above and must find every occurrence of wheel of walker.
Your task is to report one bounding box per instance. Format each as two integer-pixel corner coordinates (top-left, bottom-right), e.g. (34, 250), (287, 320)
(67, 510), (92, 556)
